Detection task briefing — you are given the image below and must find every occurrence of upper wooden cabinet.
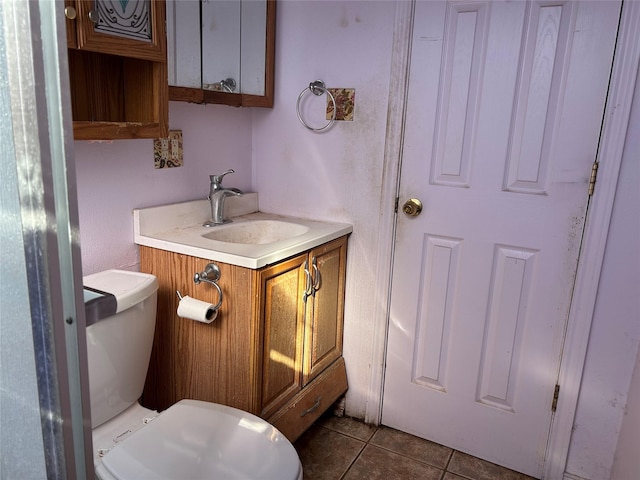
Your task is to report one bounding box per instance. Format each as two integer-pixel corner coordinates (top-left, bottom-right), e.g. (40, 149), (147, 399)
(167, 0), (276, 108)
(65, 0), (168, 140)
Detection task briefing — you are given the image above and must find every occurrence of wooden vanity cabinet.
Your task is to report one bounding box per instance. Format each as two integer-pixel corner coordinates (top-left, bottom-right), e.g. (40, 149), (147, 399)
(139, 248), (258, 411)
(140, 235), (348, 441)
(64, 0), (168, 140)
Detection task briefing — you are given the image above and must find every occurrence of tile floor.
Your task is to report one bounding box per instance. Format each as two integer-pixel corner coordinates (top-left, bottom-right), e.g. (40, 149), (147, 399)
(293, 413), (537, 480)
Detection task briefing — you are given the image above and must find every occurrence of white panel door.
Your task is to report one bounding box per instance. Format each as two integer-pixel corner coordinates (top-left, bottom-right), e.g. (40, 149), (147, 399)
(382, 1), (620, 477)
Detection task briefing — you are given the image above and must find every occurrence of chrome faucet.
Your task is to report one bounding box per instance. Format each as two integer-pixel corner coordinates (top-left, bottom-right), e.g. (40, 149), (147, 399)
(203, 169), (243, 227)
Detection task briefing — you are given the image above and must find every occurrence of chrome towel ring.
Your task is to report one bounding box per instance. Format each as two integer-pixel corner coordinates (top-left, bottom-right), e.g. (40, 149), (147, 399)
(296, 80), (336, 132)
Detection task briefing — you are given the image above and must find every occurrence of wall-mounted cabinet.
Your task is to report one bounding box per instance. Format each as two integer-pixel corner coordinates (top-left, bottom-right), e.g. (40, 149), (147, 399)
(167, 0), (275, 108)
(140, 235), (348, 441)
(65, 0), (168, 140)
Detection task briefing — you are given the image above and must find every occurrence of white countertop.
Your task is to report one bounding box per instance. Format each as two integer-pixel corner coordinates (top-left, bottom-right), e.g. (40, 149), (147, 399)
(133, 195), (353, 269)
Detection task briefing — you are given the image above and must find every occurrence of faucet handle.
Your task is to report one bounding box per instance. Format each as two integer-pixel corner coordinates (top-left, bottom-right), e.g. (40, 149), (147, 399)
(211, 169), (235, 185)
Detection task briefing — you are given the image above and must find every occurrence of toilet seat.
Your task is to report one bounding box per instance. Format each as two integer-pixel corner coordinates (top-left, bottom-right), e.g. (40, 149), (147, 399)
(92, 402), (159, 468)
(95, 399), (303, 480)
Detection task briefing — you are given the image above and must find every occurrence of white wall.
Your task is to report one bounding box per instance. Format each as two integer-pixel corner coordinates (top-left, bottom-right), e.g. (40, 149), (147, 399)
(252, 0), (396, 417)
(75, 102), (253, 275)
(564, 67), (640, 480)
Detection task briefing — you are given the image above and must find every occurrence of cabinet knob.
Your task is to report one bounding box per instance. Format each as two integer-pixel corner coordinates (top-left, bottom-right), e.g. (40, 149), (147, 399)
(64, 6), (77, 20)
(88, 9), (99, 24)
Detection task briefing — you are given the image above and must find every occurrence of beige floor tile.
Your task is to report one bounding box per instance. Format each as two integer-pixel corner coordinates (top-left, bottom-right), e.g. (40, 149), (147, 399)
(294, 425), (365, 480)
(370, 426), (453, 469)
(443, 474), (468, 480)
(447, 451), (537, 480)
(316, 414), (378, 442)
(343, 445), (445, 480)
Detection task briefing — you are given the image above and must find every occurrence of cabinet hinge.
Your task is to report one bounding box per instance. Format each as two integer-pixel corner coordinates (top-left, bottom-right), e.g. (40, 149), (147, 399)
(394, 197), (399, 213)
(551, 384), (560, 412)
(588, 161), (599, 196)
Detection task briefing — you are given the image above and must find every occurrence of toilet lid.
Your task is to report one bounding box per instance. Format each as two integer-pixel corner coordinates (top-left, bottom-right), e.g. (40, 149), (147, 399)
(96, 400), (302, 480)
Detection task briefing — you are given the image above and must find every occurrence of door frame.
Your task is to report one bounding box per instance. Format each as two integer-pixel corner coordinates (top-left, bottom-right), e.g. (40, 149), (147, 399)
(366, 1), (640, 478)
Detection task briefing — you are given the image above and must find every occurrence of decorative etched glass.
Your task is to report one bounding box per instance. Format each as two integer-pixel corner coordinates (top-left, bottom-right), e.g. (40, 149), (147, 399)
(94, 0), (152, 42)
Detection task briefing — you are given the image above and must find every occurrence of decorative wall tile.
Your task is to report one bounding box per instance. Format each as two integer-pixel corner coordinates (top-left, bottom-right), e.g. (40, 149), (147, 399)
(154, 130), (183, 168)
(327, 88), (355, 121)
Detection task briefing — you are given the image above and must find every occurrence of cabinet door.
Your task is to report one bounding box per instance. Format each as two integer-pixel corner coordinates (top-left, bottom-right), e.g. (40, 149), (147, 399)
(303, 236), (347, 385)
(200, 0), (241, 91)
(71, 0), (166, 62)
(65, 1), (78, 48)
(259, 254), (307, 417)
(166, 0), (201, 88)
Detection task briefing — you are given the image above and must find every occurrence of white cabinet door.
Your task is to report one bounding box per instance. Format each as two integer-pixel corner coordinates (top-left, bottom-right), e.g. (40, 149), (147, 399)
(167, 0), (201, 88)
(201, 0), (241, 91)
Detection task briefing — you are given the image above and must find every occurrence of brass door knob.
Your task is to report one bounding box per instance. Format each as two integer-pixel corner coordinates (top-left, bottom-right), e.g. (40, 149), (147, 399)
(402, 198), (423, 217)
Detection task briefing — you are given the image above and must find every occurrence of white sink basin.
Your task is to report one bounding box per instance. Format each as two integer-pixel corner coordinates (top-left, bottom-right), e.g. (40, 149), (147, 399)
(133, 197), (352, 269)
(202, 220), (310, 245)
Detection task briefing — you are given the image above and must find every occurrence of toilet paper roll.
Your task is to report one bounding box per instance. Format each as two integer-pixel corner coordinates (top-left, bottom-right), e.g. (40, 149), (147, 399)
(177, 296), (218, 324)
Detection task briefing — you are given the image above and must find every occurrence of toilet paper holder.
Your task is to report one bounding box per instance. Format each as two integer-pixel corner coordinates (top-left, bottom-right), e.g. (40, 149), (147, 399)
(186, 263), (223, 310)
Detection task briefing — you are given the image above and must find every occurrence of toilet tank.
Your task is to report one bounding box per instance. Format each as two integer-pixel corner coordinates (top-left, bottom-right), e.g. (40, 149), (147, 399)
(83, 270), (158, 428)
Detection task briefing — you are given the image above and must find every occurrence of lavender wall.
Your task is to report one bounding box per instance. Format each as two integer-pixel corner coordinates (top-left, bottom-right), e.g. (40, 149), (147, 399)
(252, 0), (396, 418)
(75, 102), (253, 275)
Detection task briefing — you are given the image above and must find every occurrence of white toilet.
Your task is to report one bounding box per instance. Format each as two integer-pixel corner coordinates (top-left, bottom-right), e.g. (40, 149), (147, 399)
(83, 269), (303, 480)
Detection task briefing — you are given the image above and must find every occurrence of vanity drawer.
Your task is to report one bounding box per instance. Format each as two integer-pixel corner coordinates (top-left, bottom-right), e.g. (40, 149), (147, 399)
(267, 357), (348, 442)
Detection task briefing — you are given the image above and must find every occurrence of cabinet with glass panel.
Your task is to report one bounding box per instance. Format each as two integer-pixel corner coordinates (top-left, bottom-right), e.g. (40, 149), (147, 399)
(64, 0), (168, 140)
